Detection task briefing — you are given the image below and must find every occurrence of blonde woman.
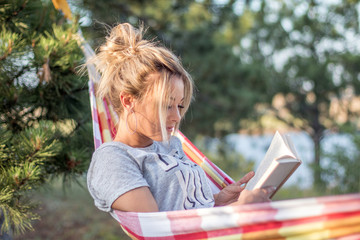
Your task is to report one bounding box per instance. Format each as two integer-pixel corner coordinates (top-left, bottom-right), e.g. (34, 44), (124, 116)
(87, 23), (275, 219)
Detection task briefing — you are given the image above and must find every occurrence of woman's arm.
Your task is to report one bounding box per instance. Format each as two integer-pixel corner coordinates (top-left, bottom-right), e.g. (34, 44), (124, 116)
(111, 186), (159, 212)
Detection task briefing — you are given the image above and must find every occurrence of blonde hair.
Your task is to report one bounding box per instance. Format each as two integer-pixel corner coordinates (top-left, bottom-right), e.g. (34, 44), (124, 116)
(90, 23), (194, 140)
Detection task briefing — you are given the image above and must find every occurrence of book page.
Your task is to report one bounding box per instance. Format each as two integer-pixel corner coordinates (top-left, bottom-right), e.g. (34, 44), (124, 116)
(245, 131), (299, 191)
(254, 159), (300, 189)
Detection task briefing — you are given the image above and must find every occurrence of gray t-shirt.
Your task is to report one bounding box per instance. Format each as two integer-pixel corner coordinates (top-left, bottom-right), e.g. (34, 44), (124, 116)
(87, 136), (214, 219)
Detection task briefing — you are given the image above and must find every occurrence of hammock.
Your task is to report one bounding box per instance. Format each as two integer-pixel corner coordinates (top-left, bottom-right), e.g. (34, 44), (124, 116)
(80, 37), (360, 240)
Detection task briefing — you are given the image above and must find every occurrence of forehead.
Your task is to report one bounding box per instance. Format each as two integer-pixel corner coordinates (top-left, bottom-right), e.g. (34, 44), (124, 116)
(170, 76), (184, 91)
(142, 72), (184, 102)
(147, 71), (184, 91)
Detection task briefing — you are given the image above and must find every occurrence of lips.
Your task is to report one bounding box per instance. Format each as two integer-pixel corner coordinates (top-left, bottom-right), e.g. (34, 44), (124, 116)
(167, 126), (174, 132)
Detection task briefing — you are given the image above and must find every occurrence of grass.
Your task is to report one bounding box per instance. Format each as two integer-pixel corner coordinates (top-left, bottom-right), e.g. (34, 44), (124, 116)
(13, 177), (130, 240)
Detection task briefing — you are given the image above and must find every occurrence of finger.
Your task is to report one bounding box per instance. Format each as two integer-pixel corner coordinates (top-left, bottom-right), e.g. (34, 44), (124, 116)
(236, 171), (255, 185)
(225, 184), (244, 193)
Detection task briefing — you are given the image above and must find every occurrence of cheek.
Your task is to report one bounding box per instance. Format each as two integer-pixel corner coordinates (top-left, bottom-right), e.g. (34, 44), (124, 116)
(139, 108), (160, 129)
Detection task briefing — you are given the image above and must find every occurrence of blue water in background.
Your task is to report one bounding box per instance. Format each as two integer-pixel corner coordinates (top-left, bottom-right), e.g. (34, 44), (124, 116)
(226, 131), (356, 189)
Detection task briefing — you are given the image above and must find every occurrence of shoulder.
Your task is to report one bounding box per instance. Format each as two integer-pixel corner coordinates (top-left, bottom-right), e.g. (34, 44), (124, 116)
(87, 142), (146, 186)
(92, 142), (128, 159)
(90, 142), (136, 171)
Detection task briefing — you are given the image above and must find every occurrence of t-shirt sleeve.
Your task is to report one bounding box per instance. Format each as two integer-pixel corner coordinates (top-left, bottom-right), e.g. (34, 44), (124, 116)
(87, 145), (149, 212)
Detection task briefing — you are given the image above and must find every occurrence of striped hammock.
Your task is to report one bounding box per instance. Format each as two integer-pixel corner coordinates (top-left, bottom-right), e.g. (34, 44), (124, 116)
(81, 34), (360, 240)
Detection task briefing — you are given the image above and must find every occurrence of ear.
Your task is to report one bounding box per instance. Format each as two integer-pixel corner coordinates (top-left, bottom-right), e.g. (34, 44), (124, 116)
(120, 92), (135, 111)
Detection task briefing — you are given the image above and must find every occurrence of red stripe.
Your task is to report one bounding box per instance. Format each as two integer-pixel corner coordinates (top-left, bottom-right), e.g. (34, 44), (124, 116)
(173, 231), (208, 239)
(205, 226), (244, 238)
(167, 207), (207, 240)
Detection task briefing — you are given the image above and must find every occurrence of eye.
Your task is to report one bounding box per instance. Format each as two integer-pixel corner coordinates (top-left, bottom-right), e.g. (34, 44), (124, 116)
(178, 105), (184, 109)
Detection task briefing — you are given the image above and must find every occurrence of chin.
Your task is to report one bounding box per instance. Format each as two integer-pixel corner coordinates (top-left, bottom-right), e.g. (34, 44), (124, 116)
(147, 129), (172, 142)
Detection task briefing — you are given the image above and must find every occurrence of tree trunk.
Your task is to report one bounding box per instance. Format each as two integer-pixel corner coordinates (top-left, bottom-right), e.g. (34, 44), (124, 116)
(311, 129), (325, 191)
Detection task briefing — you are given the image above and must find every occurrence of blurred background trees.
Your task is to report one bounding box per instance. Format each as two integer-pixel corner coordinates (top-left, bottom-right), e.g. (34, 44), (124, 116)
(244, 0), (360, 190)
(78, 0), (276, 138)
(1, 0), (360, 238)
(76, 0), (360, 191)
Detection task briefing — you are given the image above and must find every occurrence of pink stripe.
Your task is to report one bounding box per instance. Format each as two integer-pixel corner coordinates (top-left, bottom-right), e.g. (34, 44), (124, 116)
(92, 107), (99, 123)
(102, 98), (115, 139)
(115, 211), (144, 239)
(319, 199), (360, 216)
(167, 209), (203, 235)
(316, 193), (360, 204)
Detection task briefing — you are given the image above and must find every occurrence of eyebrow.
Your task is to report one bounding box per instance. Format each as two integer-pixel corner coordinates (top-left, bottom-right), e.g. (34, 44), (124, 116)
(170, 97), (185, 101)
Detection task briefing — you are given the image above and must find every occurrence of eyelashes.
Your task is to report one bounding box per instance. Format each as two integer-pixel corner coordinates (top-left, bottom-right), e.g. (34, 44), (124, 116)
(168, 105), (184, 110)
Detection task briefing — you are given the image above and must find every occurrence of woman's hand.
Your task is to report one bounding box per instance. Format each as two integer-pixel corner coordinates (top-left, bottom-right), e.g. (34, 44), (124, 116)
(236, 187), (275, 204)
(214, 171), (276, 206)
(214, 171), (255, 206)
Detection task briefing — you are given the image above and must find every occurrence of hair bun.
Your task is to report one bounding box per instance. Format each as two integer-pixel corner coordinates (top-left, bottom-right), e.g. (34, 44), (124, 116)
(102, 23), (149, 61)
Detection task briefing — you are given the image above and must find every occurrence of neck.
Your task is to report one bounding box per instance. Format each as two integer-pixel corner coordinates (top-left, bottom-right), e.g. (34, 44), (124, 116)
(114, 119), (153, 148)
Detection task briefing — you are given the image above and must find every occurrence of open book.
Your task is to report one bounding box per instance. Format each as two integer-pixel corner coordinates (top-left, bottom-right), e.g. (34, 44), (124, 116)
(245, 131), (301, 198)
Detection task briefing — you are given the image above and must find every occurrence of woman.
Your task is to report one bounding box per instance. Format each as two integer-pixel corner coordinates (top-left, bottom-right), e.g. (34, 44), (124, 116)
(87, 23), (274, 220)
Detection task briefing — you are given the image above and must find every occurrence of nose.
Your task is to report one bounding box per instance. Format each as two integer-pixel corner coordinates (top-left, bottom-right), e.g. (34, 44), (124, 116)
(169, 107), (181, 123)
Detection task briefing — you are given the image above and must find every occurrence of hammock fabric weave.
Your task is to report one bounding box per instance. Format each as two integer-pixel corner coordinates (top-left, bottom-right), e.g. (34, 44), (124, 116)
(81, 35), (360, 240)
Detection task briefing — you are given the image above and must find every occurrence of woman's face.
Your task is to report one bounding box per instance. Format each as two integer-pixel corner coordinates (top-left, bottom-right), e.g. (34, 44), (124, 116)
(131, 75), (185, 146)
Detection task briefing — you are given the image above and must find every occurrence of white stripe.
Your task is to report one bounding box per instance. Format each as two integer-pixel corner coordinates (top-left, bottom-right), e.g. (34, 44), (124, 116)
(199, 207), (240, 231)
(138, 212), (173, 237)
(272, 198), (324, 220)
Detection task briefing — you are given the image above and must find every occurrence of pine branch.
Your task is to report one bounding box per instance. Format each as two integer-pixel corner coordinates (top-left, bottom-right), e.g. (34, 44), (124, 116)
(0, 0), (92, 235)
(4, 0), (28, 24)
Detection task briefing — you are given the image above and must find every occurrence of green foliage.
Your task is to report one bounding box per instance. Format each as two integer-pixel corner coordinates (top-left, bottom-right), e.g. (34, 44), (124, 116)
(0, 0), (92, 235)
(0, 122), (61, 234)
(321, 125), (360, 194)
(194, 136), (254, 181)
(272, 184), (319, 201)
